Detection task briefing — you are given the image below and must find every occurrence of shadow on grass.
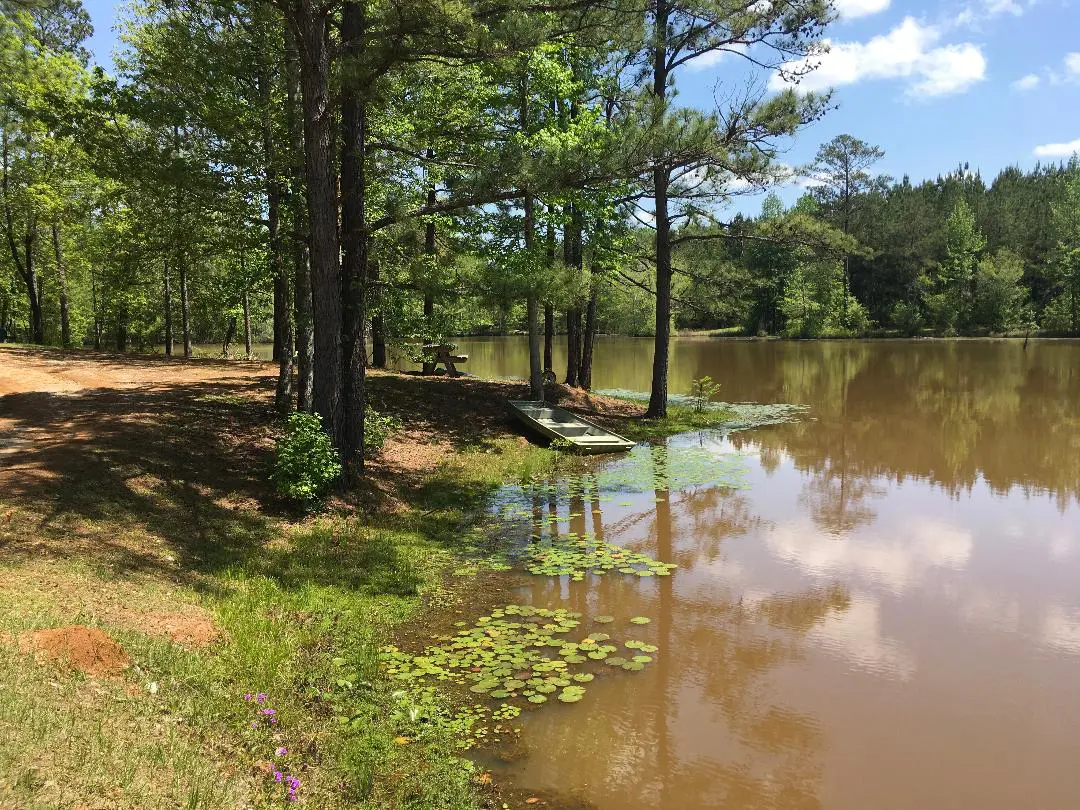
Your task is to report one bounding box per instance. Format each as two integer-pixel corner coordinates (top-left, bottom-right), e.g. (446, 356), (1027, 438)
(0, 347), (528, 599)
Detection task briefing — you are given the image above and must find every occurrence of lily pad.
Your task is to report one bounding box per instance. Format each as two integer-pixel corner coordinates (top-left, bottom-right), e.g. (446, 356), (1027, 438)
(594, 616), (615, 624)
(630, 616), (651, 625)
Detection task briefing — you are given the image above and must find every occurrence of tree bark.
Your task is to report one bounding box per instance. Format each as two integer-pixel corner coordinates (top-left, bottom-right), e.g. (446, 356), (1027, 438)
(223, 314), (237, 357)
(163, 259), (173, 356)
(543, 303), (554, 372)
(646, 0), (671, 418)
(52, 223), (70, 347)
(285, 25), (313, 412)
(580, 280), (598, 389)
(422, 157), (437, 374)
(243, 287), (253, 358)
(564, 203), (583, 386)
(179, 251), (192, 358)
(3, 130), (44, 344)
(292, 3), (344, 447)
(91, 267), (101, 349)
(339, 0), (368, 472)
(520, 75), (543, 400)
(368, 258), (386, 368)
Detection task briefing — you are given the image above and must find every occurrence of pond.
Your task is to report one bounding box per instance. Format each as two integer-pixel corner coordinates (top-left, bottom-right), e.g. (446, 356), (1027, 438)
(453, 337), (1080, 810)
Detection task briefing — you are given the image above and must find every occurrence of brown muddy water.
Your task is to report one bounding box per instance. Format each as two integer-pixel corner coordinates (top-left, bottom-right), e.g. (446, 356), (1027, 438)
(454, 337), (1080, 810)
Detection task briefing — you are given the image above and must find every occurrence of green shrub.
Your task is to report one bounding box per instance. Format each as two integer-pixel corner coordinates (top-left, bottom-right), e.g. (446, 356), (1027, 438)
(891, 301), (923, 336)
(273, 412), (342, 508)
(364, 408), (399, 457)
(688, 376), (722, 412)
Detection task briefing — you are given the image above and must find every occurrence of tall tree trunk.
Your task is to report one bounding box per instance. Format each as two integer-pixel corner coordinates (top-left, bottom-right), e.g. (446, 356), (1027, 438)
(647, 0), (671, 419)
(272, 282), (284, 360)
(564, 204), (583, 386)
(544, 304), (554, 372)
(565, 309), (581, 386)
(544, 218), (555, 372)
(368, 258), (386, 368)
(3, 131), (43, 344)
(580, 280), (598, 389)
(243, 288), (253, 358)
(520, 76), (542, 400)
(422, 154), (437, 375)
(285, 25), (313, 412)
(179, 252), (192, 358)
(91, 267), (101, 350)
(292, 5), (344, 447)
(261, 63), (286, 365)
(223, 315), (236, 357)
(163, 259), (173, 356)
(25, 231), (43, 344)
(52, 223), (70, 347)
(339, 0), (368, 472)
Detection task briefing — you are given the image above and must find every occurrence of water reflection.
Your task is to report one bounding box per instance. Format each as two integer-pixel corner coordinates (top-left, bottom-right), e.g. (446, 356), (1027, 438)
(452, 337), (1080, 506)
(473, 339), (1080, 809)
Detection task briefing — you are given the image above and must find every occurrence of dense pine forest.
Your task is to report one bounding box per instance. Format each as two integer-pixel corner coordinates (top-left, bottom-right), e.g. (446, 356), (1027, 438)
(2, 0), (1079, 466)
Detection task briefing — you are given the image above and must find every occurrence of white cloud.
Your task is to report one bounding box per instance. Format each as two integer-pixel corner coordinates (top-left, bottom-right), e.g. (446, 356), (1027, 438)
(982, 0), (1023, 16)
(766, 516), (972, 593)
(1033, 138), (1080, 158)
(835, 0), (890, 19)
(769, 17), (986, 99)
(1010, 73), (1040, 91)
(952, 0), (1024, 27)
(1067, 52), (1080, 76)
(1042, 605), (1080, 654)
(686, 42), (748, 71)
(808, 593), (916, 679)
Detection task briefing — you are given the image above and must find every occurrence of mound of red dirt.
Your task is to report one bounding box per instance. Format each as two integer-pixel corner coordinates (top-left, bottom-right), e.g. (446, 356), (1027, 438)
(17, 625), (131, 678)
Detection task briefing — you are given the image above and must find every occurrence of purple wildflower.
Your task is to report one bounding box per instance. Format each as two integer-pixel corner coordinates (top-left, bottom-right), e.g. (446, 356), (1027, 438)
(261, 708), (276, 716)
(250, 721), (258, 729)
(243, 693), (253, 702)
(256, 693), (268, 704)
(273, 771), (283, 783)
(275, 747), (288, 756)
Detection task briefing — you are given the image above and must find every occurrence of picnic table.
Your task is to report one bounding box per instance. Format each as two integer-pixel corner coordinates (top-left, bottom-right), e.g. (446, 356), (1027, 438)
(421, 343), (468, 377)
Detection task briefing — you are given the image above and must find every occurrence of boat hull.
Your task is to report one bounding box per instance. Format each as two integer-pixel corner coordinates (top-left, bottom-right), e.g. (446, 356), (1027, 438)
(507, 401), (635, 454)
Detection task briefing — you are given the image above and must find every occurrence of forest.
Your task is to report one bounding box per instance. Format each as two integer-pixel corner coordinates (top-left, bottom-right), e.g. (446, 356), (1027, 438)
(2, 0), (1079, 470)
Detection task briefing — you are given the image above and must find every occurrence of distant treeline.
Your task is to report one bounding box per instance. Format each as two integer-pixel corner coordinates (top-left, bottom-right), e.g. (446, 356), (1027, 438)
(675, 143), (1080, 338)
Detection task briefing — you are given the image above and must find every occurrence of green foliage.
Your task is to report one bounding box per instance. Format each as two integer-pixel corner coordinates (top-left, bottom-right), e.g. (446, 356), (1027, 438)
(973, 249), (1032, 333)
(891, 300), (924, 336)
(689, 375), (722, 412)
(273, 412), (342, 507)
(364, 408), (399, 457)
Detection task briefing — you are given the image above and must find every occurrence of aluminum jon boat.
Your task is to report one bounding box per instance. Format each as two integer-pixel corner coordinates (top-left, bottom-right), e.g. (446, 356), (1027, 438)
(507, 400), (635, 454)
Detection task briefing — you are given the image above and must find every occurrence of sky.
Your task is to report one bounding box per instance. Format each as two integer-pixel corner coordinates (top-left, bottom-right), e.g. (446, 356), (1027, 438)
(78, 0), (1080, 216)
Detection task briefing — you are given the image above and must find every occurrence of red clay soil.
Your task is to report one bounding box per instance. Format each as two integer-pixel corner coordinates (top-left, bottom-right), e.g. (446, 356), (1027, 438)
(17, 625), (132, 678)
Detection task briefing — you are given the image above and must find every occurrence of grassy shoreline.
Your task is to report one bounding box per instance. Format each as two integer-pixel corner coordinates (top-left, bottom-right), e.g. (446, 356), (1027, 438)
(0, 344), (770, 809)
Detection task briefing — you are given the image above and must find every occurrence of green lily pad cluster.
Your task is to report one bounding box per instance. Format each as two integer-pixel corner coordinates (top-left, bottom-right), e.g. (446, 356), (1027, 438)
(523, 531), (678, 580)
(378, 606), (659, 746)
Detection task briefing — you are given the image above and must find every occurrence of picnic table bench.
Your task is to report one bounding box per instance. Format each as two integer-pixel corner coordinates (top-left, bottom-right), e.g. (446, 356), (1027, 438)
(421, 343), (468, 377)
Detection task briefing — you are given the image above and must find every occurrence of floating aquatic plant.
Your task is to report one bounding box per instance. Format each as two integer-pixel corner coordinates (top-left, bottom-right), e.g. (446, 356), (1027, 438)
(378, 606), (659, 749)
(522, 532), (678, 579)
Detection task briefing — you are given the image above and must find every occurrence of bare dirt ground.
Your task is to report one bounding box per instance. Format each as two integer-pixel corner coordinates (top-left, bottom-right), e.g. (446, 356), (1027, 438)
(0, 345), (644, 565)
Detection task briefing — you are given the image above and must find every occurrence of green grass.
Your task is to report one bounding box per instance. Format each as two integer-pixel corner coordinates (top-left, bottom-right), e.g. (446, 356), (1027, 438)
(0, 436), (558, 809)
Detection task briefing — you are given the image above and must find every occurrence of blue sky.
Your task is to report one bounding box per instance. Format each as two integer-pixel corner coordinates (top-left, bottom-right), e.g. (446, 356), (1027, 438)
(81, 0), (1080, 216)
